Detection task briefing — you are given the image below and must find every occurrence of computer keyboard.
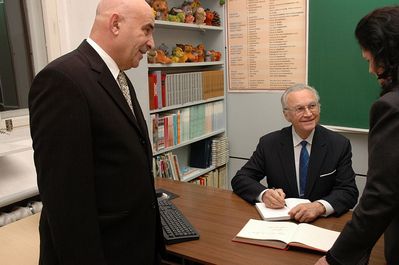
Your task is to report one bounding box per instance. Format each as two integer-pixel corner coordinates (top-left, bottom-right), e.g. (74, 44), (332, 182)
(158, 199), (200, 244)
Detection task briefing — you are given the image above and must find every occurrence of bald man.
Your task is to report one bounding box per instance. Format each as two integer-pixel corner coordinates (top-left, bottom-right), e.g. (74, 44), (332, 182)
(29, 0), (165, 264)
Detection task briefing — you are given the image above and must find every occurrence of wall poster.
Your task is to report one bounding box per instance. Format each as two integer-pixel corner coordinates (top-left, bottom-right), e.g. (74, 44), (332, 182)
(227, 0), (307, 92)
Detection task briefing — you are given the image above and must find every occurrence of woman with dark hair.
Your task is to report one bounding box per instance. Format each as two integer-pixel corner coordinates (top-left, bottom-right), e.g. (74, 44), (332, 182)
(316, 6), (399, 265)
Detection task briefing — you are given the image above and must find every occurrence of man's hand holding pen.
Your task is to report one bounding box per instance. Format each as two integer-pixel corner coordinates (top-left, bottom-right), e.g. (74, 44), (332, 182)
(262, 188), (286, 208)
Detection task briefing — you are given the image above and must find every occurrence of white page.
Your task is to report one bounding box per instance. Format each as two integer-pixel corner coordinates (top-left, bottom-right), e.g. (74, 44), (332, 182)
(255, 203), (290, 220)
(284, 198), (311, 209)
(236, 219), (297, 244)
(291, 223), (340, 252)
(255, 198), (310, 221)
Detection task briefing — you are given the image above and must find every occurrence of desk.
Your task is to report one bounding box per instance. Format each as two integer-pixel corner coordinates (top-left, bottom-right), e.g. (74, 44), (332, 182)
(0, 178), (385, 265)
(157, 178), (385, 265)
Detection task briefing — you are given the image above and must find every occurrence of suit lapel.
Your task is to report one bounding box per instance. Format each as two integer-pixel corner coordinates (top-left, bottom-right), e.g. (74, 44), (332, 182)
(97, 71), (143, 133)
(126, 78), (148, 137)
(77, 41), (145, 138)
(128, 80), (153, 165)
(278, 127), (300, 197)
(305, 125), (327, 197)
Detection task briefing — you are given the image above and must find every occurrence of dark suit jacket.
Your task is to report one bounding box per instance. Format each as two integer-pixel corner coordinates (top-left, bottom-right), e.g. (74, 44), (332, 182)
(29, 40), (164, 264)
(231, 125), (358, 216)
(327, 90), (399, 265)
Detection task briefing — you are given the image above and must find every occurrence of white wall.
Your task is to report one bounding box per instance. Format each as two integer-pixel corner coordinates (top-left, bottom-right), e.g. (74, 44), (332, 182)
(226, 92), (369, 193)
(39, 0), (151, 123)
(40, 0), (98, 61)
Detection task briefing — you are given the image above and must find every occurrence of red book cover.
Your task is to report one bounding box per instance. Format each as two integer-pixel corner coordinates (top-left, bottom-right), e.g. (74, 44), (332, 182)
(148, 73), (158, 109)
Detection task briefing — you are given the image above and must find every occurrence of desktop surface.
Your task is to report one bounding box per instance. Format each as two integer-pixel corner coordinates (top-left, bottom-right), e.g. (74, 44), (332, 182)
(156, 178), (385, 265)
(0, 178), (385, 265)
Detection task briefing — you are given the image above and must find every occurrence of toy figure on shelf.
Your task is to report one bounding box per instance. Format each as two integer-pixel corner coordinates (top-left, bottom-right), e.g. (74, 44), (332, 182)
(194, 44), (205, 62)
(215, 50), (222, 61)
(205, 50), (213, 62)
(204, 9), (214, 26)
(212, 11), (221, 26)
(168, 7), (185, 23)
(155, 49), (172, 64)
(195, 7), (206, 25)
(191, 0), (202, 14)
(158, 43), (170, 57)
(151, 0), (168, 20)
(184, 44), (198, 62)
(182, 2), (195, 23)
(171, 47), (188, 63)
(168, 14), (180, 22)
(147, 48), (157, 64)
(211, 50), (222, 61)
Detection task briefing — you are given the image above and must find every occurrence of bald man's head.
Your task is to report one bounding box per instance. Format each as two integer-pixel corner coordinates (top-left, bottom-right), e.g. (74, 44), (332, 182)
(89, 0), (155, 70)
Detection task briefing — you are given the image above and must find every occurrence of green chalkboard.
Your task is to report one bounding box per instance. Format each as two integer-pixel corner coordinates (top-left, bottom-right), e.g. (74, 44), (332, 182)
(308, 0), (398, 130)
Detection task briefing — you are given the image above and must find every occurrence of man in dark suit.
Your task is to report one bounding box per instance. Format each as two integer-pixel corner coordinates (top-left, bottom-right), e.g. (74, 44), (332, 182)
(29, 0), (164, 264)
(231, 84), (358, 223)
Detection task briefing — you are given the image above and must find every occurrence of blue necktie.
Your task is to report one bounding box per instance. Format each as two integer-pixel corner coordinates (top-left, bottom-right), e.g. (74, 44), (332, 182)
(299, 140), (309, 197)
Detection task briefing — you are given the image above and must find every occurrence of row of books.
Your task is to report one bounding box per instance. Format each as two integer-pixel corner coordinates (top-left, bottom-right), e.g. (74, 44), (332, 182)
(148, 70), (224, 110)
(189, 135), (229, 169)
(153, 152), (182, 181)
(153, 135), (229, 182)
(211, 135), (229, 167)
(150, 101), (224, 152)
(189, 165), (227, 189)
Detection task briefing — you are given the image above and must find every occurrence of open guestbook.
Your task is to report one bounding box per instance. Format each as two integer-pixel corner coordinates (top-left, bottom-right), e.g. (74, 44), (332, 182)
(233, 219), (340, 252)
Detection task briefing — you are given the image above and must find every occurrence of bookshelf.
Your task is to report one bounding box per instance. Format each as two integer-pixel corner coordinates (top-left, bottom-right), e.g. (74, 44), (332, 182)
(147, 0), (228, 188)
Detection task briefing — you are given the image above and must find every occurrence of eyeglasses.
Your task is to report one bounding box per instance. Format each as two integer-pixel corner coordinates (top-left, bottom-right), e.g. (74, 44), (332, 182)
(284, 102), (319, 115)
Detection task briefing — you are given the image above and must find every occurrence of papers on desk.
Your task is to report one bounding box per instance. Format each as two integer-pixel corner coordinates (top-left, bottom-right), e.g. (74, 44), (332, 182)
(233, 219), (340, 252)
(255, 198), (310, 221)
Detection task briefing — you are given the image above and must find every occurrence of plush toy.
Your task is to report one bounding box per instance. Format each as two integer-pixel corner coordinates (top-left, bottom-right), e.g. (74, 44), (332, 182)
(195, 7), (206, 25)
(210, 50), (222, 61)
(158, 43), (170, 56)
(171, 47), (187, 63)
(205, 50), (213, 62)
(169, 7), (186, 23)
(168, 14), (180, 22)
(185, 13), (195, 23)
(147, 48), (157, 64)
(183, 44), (198, 62)
(155, 49), (172, 64)
(152, 0), (168, 20)
(191, 0), (202, 14)
(204, 9), (214, 26)
(194, 44), (205, 62)
(182, 2), (195, 23)
(212, 11), (221, 26)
